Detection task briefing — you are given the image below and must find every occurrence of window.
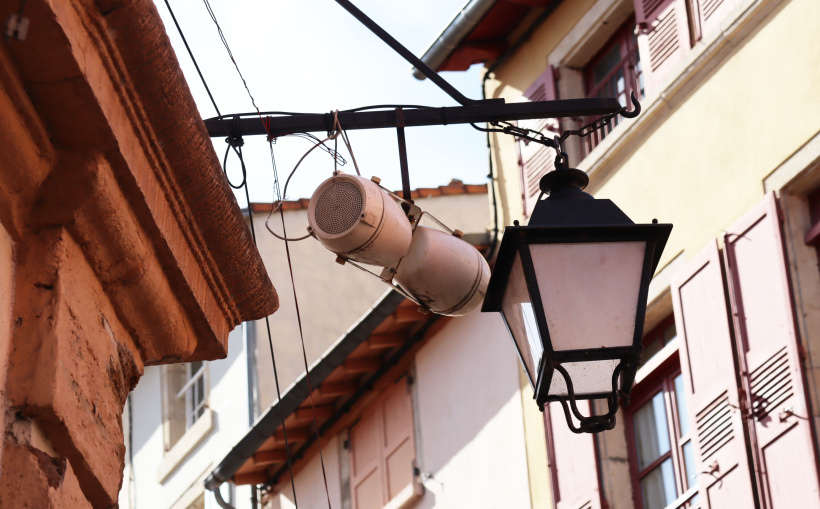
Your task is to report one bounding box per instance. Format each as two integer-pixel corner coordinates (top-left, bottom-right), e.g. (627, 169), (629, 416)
(348, 375), (420, 509)
(162, 361), (209, 451)
(579, 18), (643, 158)
(804, 186), (820, 259)
(640, 317), (677, 368)
(627, 370), (698, 509)
(182, 361), (207, 429)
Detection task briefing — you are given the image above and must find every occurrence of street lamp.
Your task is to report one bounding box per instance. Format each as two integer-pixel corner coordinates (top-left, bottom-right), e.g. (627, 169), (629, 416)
(481, 158), (672, 433)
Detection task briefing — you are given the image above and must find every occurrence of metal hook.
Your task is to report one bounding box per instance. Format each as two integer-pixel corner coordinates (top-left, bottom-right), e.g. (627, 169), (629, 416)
(620, 91), (642, 119)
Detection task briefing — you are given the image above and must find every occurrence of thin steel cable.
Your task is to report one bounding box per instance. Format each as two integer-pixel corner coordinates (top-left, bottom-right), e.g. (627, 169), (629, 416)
(269, 141), (334, 509)
(167, 3), (336, 501)
(163, 0), (222, 120)
(264, 134), (334, 242)
(162, 1), (300, 500)
(233, 146), (300, 506)
(201, 0), (261, 114)
(264, 113), (350, 242)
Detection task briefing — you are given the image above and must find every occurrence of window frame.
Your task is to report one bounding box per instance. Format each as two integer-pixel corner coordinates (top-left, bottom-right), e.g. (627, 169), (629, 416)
(639, 315), (677, 367)
(583, 17), (642, 102)
(158, 362), (215, 483)
(625, 362), (696, 509)
(578, 16), (643, 159)
(178, 360), (208, 430)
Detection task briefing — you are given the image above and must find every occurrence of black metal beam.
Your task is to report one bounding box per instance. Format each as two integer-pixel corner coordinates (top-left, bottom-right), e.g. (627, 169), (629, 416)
(204, 97), (622, 138)
(333, 0), (485, 105)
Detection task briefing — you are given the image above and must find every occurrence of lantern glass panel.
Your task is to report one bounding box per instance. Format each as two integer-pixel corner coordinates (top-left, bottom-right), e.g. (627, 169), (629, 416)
(529, 242), (646, 351)
(548, 359), (620, 397)
(501, 253), (543, 385)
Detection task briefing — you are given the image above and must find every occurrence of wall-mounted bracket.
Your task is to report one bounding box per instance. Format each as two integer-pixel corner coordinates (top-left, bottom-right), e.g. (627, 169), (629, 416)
(204, 97), (623, 138)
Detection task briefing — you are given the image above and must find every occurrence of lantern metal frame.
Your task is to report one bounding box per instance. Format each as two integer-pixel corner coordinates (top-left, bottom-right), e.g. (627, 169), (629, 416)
(482, 166), (672, 434)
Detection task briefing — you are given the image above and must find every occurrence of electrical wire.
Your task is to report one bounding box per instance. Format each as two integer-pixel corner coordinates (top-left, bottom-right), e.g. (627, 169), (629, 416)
(222, 143), (247, 189)
(163, 0), (222, 120)
(195, 4), (336, 504)
(268, 140), (334, 509)
(161, 1), (302, 504)
(340, 104), (431, 112)
(207, 104), (433, 119)
(263, 136), (332, 242)
(264, 112), (363, 242)
(201, 0), (261, 114)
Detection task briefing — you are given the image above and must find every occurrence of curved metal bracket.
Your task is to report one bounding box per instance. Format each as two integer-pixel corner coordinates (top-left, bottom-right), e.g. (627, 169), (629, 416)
(550, 361), (626, 434)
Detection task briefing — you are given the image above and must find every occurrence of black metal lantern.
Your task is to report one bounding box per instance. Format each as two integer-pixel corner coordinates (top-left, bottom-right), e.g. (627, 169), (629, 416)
(482, 163), (671, 433)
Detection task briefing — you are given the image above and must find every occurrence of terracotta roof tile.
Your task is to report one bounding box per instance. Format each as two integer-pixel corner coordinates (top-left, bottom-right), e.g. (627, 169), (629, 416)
(249, 180), (487, 213)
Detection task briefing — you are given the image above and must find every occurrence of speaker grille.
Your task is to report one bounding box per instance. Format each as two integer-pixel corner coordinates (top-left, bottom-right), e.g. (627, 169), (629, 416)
(314, 181), (364, 234)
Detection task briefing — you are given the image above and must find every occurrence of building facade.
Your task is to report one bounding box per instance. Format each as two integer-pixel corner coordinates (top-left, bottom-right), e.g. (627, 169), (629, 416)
(123, 0), (820, 508)
(122, 183), (492, 508)
(418, 0), (820, 507)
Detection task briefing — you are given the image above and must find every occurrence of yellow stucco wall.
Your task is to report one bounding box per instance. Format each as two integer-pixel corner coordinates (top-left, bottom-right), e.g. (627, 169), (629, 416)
(491, 0), (820, 268)
(485, 0), (820, 506)
(593, 0), (820, 267)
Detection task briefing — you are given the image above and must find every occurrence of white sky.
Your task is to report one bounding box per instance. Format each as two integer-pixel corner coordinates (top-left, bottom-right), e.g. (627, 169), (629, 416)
(154, 0), (488, 206)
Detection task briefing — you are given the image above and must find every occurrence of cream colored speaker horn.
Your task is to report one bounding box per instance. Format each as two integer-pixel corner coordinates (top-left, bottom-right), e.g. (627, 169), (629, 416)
(307, 173), (412, 267)
(393, 227), (490, 316)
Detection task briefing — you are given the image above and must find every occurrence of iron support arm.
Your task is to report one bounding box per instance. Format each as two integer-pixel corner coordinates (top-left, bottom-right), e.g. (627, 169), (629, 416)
(204, 97), (622, 138)
(333, 0), (492, 105)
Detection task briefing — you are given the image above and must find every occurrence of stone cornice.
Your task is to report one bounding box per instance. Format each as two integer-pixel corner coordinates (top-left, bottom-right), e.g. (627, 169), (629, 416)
(0, 0), (277, 361)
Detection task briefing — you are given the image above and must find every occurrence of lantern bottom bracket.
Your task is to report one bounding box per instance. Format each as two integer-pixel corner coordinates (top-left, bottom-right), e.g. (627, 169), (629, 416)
(538, 360), (636, 434)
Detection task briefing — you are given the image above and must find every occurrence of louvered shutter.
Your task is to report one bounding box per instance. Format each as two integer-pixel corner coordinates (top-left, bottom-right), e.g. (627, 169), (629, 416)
(546, 401), (602, 509)
(723, 193), (820, 507)
(349, 376), (416, 509)
(693, 0), (743, 41)
(671, 240), (755, 508)
(517, 66), (558, 218)
(634, 0), (691, 96)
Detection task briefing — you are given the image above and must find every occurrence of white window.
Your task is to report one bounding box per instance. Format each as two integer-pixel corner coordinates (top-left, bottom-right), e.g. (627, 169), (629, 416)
(180, 360), (207, 430)
(161, 362), (209, 451)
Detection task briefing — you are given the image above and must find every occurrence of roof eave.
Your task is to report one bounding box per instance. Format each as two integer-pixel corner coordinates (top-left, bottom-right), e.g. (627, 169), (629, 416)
(412, 0), (499, 80)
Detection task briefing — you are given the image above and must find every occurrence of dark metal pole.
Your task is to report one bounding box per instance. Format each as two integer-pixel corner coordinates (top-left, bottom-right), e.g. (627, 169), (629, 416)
(204, 97), (623, 138)
(333, 0), (492, 105)
(395, 108), (412, 212)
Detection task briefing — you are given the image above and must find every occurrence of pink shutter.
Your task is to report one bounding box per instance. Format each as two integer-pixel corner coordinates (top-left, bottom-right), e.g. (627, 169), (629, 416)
(693, 0), (743, 42)
(723, 193), (820, 507)
(349, 376), (416, 509)
(350, 408), (385, 509)
(671, 240), (755, 508)
(381, 378), (415, 501)
(634, 0), (691, 95)
(517, 66), (558, 218)
(546, 401), (602, 509)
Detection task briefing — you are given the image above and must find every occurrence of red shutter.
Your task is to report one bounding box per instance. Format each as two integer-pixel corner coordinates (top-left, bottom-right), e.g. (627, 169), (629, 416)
(349, 376), (416, 509)
(517, 66), (558, 218)
(723, 193), (820, 507)
(671, 240), (755, 508)
(546, 401), (602, 509)
(634, 0), (691, 95)
(693, 0), (743, 42)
